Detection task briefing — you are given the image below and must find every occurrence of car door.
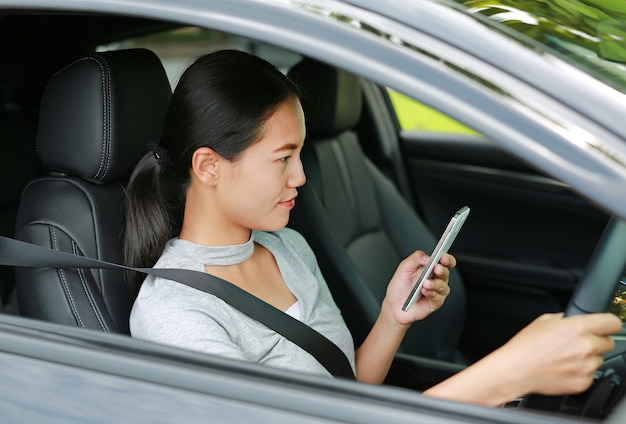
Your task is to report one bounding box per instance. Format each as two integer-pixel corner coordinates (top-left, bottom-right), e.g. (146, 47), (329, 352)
(381, 92), (611, 359)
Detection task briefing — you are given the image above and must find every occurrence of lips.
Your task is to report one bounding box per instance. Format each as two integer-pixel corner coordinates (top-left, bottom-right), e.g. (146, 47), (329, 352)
(280, 195), (297, 208)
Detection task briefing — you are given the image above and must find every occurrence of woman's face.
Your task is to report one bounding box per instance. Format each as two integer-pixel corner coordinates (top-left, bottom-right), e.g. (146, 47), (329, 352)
(216, 96), (306, 233)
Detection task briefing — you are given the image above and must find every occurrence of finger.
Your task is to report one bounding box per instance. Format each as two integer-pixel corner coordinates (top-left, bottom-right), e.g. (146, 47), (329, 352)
(432, 263), (450, 280)
(575, 313), (623, 336)
(407, 250), (429, 267)
(421, 287), (449, 311)
(591, 353), (605, 372)
(589, 334), (616, 355)
(417, 252), (431, 265)
(440, 253), (457, 269)
(422, 278), (450, 295)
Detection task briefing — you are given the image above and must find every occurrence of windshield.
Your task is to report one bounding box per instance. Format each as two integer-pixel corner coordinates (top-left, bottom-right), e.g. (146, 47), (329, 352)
(455, 0), (626, 94)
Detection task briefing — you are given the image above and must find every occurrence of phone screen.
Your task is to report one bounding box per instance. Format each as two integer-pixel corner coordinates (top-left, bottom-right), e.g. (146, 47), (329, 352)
(402, 206), (470, 312)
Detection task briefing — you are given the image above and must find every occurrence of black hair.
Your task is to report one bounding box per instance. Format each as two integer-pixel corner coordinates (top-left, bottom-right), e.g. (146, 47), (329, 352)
(123, 49), (300, 293)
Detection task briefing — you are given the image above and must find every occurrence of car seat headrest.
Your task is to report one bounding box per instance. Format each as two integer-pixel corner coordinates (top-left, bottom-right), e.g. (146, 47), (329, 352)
(36, 48), (171, 184)
(288, 59), (362, 139)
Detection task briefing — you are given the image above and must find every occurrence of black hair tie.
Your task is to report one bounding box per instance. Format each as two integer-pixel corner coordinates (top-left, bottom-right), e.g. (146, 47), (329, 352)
(147, 140), (173, 172)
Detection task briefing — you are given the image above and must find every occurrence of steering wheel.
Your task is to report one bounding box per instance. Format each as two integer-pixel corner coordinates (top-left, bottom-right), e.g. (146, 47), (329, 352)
(565, 217), (626, 317)
(521, 217), (626, 415)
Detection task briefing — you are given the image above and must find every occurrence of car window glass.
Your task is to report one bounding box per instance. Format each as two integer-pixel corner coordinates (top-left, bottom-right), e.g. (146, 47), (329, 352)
(96, 27), (302, 89)
(97, 27), (481, 139)
(96, 25), (478, 137)
(387, 89), (478, 134)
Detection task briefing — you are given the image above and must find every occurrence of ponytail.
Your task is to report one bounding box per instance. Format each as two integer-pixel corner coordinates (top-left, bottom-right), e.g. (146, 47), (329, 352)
(123, 151), (184, 293)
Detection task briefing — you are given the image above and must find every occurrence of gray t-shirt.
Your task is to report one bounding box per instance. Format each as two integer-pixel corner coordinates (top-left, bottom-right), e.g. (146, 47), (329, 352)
(130, 228), (356, 377)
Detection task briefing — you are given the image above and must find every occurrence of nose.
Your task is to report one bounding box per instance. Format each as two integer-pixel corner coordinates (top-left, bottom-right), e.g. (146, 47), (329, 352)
(289, 158), (306, 188)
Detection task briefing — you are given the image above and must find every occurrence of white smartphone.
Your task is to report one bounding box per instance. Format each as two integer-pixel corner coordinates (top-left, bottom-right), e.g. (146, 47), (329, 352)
(402, 206), (470, 312)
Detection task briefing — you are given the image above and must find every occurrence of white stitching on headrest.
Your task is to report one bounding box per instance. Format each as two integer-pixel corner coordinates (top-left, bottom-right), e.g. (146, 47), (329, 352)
(37, 56), (112, 182)
(87, 54), (112, 182)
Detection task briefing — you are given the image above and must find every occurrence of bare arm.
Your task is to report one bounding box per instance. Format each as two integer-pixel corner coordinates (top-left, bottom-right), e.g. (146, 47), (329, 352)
(355, 251), (455, 384)
(352, 247), (622, 402)
(423, 312), (622, 406)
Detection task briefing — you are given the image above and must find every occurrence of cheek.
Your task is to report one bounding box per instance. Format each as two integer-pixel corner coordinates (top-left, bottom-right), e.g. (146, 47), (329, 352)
(234, 171), (280, 200)
(227, 160), (287, 198)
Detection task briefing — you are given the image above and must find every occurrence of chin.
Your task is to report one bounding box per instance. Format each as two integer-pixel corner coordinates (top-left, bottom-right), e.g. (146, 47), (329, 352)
(254, 216), (290, 233)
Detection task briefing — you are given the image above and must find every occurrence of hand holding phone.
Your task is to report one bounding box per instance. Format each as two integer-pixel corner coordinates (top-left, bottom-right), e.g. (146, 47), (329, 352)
(402, 206), (470, 312)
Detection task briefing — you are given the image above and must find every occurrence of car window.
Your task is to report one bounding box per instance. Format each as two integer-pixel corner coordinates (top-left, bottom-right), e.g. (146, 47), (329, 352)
(96, 27), (302, 89)
(98, 26), (477, 137)
(96, 27), (218, 88)
(387, 89), (478, 134)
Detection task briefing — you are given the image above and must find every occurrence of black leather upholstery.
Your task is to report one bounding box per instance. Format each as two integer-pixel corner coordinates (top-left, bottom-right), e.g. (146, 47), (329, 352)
(288, 59), (468, 363)
(14, 49), (171, 333)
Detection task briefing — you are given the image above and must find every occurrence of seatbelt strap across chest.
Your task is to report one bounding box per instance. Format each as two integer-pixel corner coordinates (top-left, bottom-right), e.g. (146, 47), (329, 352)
(0, 236), (355, 380)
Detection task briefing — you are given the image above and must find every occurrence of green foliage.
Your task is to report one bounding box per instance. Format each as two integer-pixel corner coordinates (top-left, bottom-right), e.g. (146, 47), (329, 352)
(389, 1), (626, 132)
(460, 0), (626, 58)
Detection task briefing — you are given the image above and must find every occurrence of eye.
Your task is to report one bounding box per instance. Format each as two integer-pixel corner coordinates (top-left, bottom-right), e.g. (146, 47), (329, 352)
(280, 156), (291, 162)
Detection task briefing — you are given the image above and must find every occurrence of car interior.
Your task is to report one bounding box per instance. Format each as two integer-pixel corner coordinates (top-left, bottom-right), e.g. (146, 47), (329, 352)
(286, 58), (468, 384)
(1, 10), (624, 417)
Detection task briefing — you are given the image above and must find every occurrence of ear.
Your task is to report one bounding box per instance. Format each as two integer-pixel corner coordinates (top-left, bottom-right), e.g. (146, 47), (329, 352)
(191, 147), (221, 186)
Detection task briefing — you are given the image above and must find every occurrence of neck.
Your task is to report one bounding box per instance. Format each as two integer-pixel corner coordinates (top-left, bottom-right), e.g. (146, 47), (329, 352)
(179, 193), (251, 247)
(179, 218), (251, 247)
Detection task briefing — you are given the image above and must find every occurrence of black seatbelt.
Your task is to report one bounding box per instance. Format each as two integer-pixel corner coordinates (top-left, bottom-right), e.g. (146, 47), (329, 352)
(0, 236), (355, 380)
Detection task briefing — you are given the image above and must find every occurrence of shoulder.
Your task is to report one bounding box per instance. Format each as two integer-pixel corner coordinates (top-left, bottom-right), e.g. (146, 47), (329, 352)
(131, 276), (231, 338)
(133, 276), (222, 319)
(154, 238), (202, 269)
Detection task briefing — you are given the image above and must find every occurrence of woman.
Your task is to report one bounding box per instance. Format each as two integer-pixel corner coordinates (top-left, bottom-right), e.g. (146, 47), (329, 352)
(125, 49), (622, 406)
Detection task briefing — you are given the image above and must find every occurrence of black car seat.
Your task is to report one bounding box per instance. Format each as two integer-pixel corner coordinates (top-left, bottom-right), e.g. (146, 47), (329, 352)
(14, 49), (171, 333)
(287, 59), (469, 366)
